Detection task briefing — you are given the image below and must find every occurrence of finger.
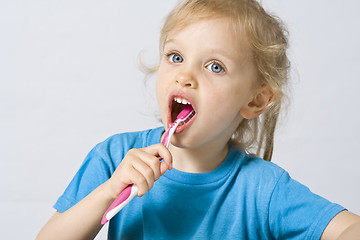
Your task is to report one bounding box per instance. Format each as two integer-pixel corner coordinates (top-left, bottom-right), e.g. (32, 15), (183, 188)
(159, 161), (170, 176)
(143, 143), (173, 170)
(137, 151), (161, 181)
(128, 165), (150, 197)
(131, 157), (156, 190)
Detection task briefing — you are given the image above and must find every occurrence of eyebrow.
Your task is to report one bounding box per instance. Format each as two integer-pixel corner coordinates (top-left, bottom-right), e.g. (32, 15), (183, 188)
(164, 38), (241, 63)
(164, 38), (176, 44)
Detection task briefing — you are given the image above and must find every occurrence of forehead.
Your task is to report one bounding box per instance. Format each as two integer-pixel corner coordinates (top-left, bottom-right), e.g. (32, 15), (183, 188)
(165, 18), (253, 61)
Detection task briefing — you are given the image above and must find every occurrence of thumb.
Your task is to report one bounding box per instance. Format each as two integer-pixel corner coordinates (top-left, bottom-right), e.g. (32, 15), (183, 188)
(159, 161), (170, 176)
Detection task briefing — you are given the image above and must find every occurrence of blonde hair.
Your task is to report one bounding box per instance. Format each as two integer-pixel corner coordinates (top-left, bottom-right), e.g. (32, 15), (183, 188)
(156, 0), (290, 161)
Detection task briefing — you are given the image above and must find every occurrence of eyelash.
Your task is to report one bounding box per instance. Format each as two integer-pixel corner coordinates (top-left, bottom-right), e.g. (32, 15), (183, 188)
(165, 52), (183, 64)
(205, 61), (225, 74)
(164, 51), (226, 74)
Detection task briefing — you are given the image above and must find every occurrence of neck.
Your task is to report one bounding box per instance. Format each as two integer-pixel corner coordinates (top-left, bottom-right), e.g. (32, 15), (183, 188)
(168, 141), (229, 173)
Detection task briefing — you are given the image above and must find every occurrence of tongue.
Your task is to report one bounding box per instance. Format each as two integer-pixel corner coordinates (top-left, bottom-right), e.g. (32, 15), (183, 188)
(176, 105), (193, 120)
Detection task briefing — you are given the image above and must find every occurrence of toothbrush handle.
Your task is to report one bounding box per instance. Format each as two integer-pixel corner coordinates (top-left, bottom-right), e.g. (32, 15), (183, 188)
(101, 184), (138, 224)
(101, 126), (174, 224)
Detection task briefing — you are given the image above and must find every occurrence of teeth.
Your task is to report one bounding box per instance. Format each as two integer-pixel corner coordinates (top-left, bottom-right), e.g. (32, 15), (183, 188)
(174, 97), (190, 105)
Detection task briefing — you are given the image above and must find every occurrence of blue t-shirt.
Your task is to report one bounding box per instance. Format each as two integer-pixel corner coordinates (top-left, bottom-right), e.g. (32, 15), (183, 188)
(54, 127), (345, 239)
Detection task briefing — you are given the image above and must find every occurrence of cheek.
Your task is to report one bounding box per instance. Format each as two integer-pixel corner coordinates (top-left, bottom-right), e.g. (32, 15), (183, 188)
(155, 79), (165, 109)
(155, 78), (161, 101)
(156, 64), (166, 89)
(156, 63), (174, 103)
(155, 74), (169, 117)
(208, 86), (251, 118)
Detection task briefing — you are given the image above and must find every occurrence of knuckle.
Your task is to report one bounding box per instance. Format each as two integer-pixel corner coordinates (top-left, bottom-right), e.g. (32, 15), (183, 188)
(137, 175), (147, 185)
(149, 158), (159, 169)
(127, 148), (135, 154)
(128, 148), (138, 156)
(155, 143), (163, 148)
(144, 167), (154, 178)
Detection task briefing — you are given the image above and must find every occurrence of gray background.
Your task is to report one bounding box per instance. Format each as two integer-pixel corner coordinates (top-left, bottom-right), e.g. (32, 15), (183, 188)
(1, 0), (359, 239)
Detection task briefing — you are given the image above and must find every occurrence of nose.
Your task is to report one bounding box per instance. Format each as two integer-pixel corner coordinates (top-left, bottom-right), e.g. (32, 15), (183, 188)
(175, 70), (198, 89)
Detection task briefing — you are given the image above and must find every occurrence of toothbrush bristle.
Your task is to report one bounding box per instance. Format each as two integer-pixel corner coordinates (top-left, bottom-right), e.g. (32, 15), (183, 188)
(183, 110), (195, 123)
(178, 110), (195, 127)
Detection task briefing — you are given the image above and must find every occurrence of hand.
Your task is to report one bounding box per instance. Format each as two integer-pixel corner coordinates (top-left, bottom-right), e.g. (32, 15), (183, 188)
(108, 143), (173, 198)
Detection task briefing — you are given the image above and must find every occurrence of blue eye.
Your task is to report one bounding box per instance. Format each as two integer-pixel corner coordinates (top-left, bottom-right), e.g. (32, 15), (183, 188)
(206, 62), (224, 73)
(168, 53), (183, 63)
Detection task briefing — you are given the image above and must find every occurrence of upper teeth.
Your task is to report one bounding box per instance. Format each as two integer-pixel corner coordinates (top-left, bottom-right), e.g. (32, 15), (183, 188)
(174, 97), (190, 105)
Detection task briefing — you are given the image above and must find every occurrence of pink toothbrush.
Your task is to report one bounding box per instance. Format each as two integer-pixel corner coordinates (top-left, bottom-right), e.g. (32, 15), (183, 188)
(101, 105), (195, 224)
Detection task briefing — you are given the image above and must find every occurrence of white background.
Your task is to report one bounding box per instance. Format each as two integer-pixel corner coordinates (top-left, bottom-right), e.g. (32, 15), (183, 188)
(1, 0), (359, 239)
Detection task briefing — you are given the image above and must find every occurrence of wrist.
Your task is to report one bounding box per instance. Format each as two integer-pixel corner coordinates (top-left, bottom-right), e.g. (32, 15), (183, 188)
(103, 178), (128, 201)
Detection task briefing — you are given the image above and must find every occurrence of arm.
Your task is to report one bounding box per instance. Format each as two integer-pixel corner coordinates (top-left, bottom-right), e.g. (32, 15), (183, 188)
(321, 210), (360, 240)
(36, 144), (172, 240)
(36, 182), (115, 240)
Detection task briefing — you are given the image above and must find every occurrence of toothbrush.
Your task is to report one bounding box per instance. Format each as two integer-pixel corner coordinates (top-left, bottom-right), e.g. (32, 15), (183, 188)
(161, 104), (195, 148)
(101, 105), (195, 224)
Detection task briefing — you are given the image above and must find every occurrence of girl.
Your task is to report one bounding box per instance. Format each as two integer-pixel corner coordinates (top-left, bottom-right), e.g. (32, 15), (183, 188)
(37, 0), (360, 239)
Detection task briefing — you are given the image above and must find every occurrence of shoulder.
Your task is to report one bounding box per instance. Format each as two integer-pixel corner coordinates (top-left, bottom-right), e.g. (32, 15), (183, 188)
(98, 127), (163, 148)
(232, 150), (287, 188)
(230, 151), (345, 239)
(97, 127), (163, 151)
(229, 149), (289, 207)
(92, 127), (164, 165)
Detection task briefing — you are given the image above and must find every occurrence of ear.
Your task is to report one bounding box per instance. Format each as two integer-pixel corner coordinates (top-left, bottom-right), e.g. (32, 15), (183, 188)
(240, 85), (275, 119)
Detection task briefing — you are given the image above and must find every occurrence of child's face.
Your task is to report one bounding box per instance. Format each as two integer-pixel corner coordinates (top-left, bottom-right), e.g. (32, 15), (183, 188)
(156, 18), (259, 150)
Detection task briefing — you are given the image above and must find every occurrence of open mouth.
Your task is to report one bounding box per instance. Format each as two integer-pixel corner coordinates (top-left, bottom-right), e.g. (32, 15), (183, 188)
(170, 97), (196, 132)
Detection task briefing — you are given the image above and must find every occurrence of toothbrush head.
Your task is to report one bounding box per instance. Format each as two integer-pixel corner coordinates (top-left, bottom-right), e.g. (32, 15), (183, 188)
(161, 105), (195, 147)
(177, 105), (194, 122)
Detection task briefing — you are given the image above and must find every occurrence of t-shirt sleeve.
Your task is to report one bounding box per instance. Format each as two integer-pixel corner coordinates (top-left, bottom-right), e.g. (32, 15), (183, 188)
(268, 171), (345, 239)
(53, 145), (114, 213)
